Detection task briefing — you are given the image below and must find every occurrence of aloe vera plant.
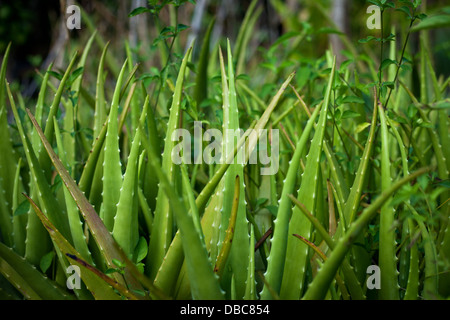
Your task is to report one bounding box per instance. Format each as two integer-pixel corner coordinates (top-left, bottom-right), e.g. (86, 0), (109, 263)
(0, 0), (448, 301)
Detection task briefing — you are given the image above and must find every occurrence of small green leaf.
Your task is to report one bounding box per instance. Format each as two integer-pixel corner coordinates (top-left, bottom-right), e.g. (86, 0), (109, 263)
(341, 110), (361, 119)
(418, 120), (433, 128)
(134, 237), (148, 263)
(13, 200), (30, 217)
(129, 7), (150, 17)
(316, 27), (344, 35)
(40, 251), (55, 273)
(265, 205), (278, 217)
(270, 31), (302, 48)
(381, 59), (397, 70)
(176, 24), (189, 32)
(358, 36), (378, 44)
(368, 0), (382, 7)
(67, 67), (84, 87)
(382, 1), (395, 9)
(383, 33), (396, 42)
(416, 13), (427, 20)
(342, 96), (365, 104)
(339, 59), (354, 70)
(236, 74), (250, 82)
(105, 268), (118, 275)
(48, 70), (63, 80)
(400, 63), (412, 71)
(355, 122), (371, 134)
(383, 81), (395, 89)
(135, 263), (145, 274)
(396, 6), (412, 18)
(112, 259), (126, 269)
(256, 198), (268, 208)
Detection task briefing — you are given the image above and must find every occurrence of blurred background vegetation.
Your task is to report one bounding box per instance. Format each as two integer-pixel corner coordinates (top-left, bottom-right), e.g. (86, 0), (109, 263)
(1, 0), (449, 100)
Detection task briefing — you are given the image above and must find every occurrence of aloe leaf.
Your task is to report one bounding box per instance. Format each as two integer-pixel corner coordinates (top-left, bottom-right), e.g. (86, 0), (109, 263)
(78, 117), (107, 202)
(30, 63), (53, 156)
(0, 242), (73, 300)
(404, 202), (439, 300)
(387, 110), (412, 300)
(302, 166), (432, 300)
(146, 46), (193, 280)
(0, 43), (17, 239)
(23, 181), (52, 266)
(93, 42), (110, 141)
(53, 117), (93, 266)
(24, 194), (135, 300)
(287, 192), (365, 300)
(154, 69), (295, 298)
(0, 176), (13, 247)
(421, 41), (450, 294)
(119, 63), (140, 102)
(214, 175), (240, 278)
(142, 93), (161, 211)
(12, 158), (26, 256)
(180, 163), (202, 241)
(422, 36), (450, 174)
(62, 31), (96, 177)
(100, 59), (128, 232)
(219, 41), (249, 299)
(344, 100), (378, 226)
(291, 87), (350, 223)
(400, 84), (450, 276)
(78, 78), (134, 201)
(244, 225), (256, 300)
(233, 0), (262, 75)
(438, 216), (450, 297)
(7, 82), (72, 245)
(280, 57), (336, 300)
(260, 95), (322, 300)
(0, 257), (41, 300)
(415, 106), (449, 258)
(26, 109), (168, 300)
(112, 97), (148, 260)
(378, 103), (400, 300)
(322, 140), (349, 208)
(152, 229), (185, 298)
(403, 218), (419, 300)
(152, 161), (203, 297)
(195, 71), (296, 215)
(335, 97), (378, 287)
(146, 139), (224, 300)
(40, 53), (78, 179)
(155, 73), (294, 299)
(194, 18), (215, 111)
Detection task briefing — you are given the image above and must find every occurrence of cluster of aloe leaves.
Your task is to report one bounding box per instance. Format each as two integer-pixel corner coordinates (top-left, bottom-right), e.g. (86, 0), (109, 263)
(0, 0), (449, 300)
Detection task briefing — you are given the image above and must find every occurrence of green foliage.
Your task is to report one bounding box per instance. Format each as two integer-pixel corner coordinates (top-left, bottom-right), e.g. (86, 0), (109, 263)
(0, 0), (448, 301)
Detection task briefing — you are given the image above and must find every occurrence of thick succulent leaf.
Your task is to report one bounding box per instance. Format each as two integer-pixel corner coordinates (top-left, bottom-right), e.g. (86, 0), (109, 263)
(26, 108), (169, 300)
(279, 57), (336, 300)
(302, 166), (433, 300)
(146, 47), (193, 280)
(25, 194), (130, 300)
(0, 242), (73, 300)
(100, 59), (128, 231)
(146, 136), (225, 300)
(0, 43), (17, 245)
